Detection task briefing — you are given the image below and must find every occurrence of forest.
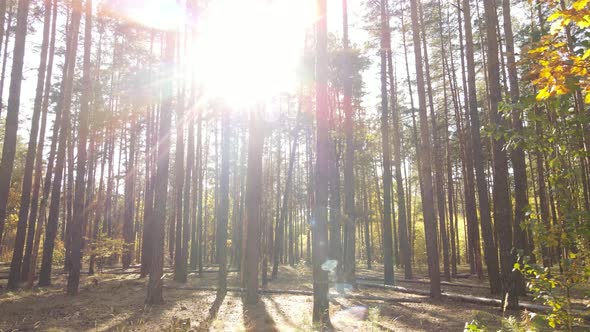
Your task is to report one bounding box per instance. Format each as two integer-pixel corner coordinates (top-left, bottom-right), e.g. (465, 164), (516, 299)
(0, 0), (589, 330)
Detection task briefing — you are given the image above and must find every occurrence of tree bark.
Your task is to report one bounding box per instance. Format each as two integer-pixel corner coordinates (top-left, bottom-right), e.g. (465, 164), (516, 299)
(66, 0), (91, 295)
(483, 0), (518, 309)
(146, 30), (175, 305)
(0, 0), (31, 261)
(409, 0), (441, 298)
(242, 108), (264, 304)
(11, 0), (51, 285)
(312, 0), (331, 326)
(379, 0), (395, 287)
(462, 0), (500, 292)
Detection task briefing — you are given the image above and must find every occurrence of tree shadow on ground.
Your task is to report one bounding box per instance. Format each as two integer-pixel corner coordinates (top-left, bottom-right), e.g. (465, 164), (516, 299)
(242, 297), (278, 331)
(266, 295), (298, 328)
(196, 289), (227, 331)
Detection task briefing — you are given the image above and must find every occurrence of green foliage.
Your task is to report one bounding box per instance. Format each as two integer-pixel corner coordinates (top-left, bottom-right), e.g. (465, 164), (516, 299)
(85, 237), (129, 271)
(464, 319), (488, 332)
(515, 251), (590, 331)
(464, 313), (546, 332)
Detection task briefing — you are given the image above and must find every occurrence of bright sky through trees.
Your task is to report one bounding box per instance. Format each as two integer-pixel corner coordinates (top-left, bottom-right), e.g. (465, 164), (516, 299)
(1, 0), (589, 330)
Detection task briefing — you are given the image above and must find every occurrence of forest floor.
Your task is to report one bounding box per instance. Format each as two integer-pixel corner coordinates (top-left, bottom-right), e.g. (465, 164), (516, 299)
(0, 262), (584, 331)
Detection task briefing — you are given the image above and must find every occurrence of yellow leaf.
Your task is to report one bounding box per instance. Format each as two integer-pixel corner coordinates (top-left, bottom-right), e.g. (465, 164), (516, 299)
(585, 92), (590, 104)
(537, 88), (551, 101)
(529, 46), (548, 55)
(555, 84), (569, 95)
(573, 0), (589, 11)
(547, 12), (562, 22)
(577, 17), (590, 28)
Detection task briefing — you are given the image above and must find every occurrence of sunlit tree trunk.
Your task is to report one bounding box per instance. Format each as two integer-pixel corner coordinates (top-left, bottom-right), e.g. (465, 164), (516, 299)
(67, 0), (92, 295)
(379, 0), (395, 286)
(483, 0), (518, 309)
(312, 0), (331, 326)
(463, 0), (500, 292)
(146, 30), (175, 305)
(242, 108), (265, 304)
(26, 0), (58, 284)
(419, 3), (450, 282)
(0, 0), (31, 265)
(15, 0), (52, 283)
(39, 0), (82, 286)
(501, 0), (528, 296)
(385, 2), (410, 281)
(409, 0), (441, 298)
(215, 105), (231, 295)
(173, 76), (185, 278)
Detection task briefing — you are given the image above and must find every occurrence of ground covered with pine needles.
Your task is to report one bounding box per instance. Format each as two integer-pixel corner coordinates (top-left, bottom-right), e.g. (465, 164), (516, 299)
(0, 263), (569, 331)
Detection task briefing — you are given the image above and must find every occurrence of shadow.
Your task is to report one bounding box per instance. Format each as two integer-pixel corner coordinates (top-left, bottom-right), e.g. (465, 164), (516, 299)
(242, 297), (278, 331)
(0, 273), (208, 332)
(196, 289), (227, 331)
(266, 295), (298, 328)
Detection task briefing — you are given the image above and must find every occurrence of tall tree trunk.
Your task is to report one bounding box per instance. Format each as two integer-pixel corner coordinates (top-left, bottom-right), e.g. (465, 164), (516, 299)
(386, 2), (411, 280)
(462, 0), (500, 292)
(271, 131), (282, 278)
(12, 0), (51, 284)
(328, 96), (342, 283)
(409, 0), (441, 298)
(25, 0), (58, 285)
(439, 0), (457, 276)
(0, 0), (31, 259)
(146, 31), (175, 305)
(123, 112), (137, 269)
(483, 0), (518, 309)
(501, 0), (528, 296)
(39, 0), (82, 286)
(216, 106), (231, 295)
(312, 0), (331, 326)
(67, 0), (91, 296)
(242, 108), (264, 304)
(173, 94), (185, 280)
(379, 0), (395, 286)
(419, 2), (450, 282)
(341, 0), (357, 287)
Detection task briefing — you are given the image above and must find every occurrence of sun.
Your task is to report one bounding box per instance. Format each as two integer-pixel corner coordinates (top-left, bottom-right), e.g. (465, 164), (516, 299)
(102, 0), (315, 108)
(190, 0), (315, 107)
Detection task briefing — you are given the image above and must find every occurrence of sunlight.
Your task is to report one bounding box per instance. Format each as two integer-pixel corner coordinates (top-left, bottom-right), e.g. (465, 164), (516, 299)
(190, 0), (315, 106)
(101, 0), (185, 31)
(102, 0), (315, 107)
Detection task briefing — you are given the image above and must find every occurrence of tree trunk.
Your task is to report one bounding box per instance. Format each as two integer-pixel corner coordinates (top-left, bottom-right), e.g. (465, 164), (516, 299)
(123, 113), (137, 269)
(146, 31), (174, 305)
(341, 0), (357, 288)
(462, 0), (500, 292)
(483, 0), (518, 309)
(379, 0), (395, 286)
(11, 0), (51, 285)
(0, 0), (31, 261)
(501, 0), (528, 296)
(216, 105), (231, 295)
(409, 0), (441, 298)
(66, 0), (91, 296)
(173, 80), (185, 278)
(312, 0), (331, 326)
(242, 108), (265, 304)
(39, 0), (82, 286)
(386, 2), (410, 281)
